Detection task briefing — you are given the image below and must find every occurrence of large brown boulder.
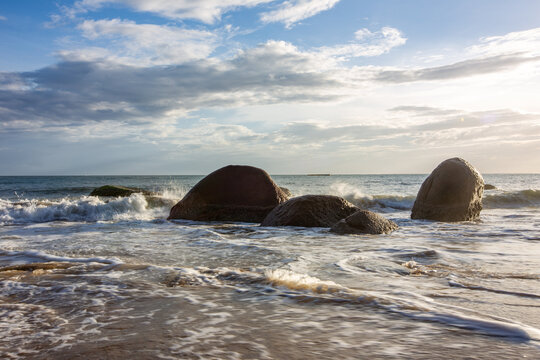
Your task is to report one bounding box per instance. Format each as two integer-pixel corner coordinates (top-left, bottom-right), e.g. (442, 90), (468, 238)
(331, 210), (398, 235)
(168, 165), (289, 222)
(411, 158), (484, 221)
(261, 195), (358, 227)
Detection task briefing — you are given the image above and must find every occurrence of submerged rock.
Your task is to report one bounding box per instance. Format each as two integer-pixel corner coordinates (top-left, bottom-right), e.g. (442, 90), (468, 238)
(0, 262), (75, 272)
(411, 158), (484, 222)
(90, 185), (152, 197)
(331, 210), (398, 235)
(261, 195), (358, 228)
(168, 165), (289, 222)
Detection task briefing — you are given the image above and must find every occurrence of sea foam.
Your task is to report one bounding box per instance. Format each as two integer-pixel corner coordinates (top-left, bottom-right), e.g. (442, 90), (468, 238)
(329, 182), (415, 210)
(0, 193), (170, 224)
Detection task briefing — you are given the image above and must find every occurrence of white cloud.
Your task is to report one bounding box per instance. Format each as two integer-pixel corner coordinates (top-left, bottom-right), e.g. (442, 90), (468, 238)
(60, 19), (217, 66)
(468, 27), (540, 57)
(0, 40), (349, 131)
(0, 15), (7, 21)
(374, 53), (540, 83)
(260, 0), (340, 28)
(4, 23), (540, 173)
(319, 27), (406, 59)
(74, 0), (273, 23)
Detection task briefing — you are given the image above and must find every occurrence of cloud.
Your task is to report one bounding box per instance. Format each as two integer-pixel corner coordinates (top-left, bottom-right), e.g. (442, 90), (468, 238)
(68, 0), (274, 23)
(0, 73), (32, 91)
(0, 41), (347, 133)
(375, 53), (540, 83)
(371, 27), (540, 84)
(388, 106), (460, 117)
(3, 29), (539, 138)
(0, 15), (7, 21)
(260, 0), (340, 28)
(267, 108), (540, 158)
(319, 27), (406, 59)
(469, 27), (540, 57)
(59, 19), (217, 66)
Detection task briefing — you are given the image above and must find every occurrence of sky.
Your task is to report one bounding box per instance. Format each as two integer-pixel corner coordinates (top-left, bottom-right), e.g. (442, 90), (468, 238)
(1, 0), (540, 175)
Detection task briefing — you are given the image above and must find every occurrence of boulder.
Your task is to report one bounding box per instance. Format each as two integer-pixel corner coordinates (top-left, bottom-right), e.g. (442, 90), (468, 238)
(331, 210), (398, 235)
(411, 158), (484, 221)
(168, 165), (289, 222)
(261, 195), (358, 227)
(90, 185), (152, 197)
(484, 184), (496, 190)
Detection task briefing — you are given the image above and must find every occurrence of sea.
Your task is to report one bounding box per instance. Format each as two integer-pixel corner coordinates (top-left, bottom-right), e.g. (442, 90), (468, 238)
(0, 174), (539, 359)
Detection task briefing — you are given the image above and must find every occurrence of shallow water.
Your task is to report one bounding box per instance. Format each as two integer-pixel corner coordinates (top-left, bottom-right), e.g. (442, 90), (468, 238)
(0, 174), (539, 359)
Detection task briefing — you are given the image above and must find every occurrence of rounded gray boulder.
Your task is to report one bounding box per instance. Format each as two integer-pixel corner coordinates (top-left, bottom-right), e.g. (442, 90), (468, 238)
(411, 158), (484, 222)
(261, 195), (358, 228)
(331, 210), (398, 235)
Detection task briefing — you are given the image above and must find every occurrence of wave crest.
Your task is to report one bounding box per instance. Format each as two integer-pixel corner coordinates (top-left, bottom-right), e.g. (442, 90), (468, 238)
(0, 193), (172, 224)
(483, 189), (540, 208)
(329, 182), (415, 210)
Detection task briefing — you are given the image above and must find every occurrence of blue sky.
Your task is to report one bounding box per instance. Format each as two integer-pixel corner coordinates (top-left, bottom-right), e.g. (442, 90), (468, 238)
(1, 0), (540, 174)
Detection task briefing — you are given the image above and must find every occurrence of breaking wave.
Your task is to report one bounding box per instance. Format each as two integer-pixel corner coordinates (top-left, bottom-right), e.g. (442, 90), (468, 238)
(0, 193), (178, 225)
(328, 182), (415, 210)
(328, 182), (540, 210)
(483, 189), (540, 208)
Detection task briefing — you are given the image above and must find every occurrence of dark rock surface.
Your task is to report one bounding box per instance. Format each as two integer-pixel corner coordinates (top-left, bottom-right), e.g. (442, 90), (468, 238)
(331, 210), (398, 235)
(168, 165), (289, 222)
(411, 158), (484, 222)
(484, 184), (497, 190)
(261, 195), (358, 228)
(90, 185), (152, 197)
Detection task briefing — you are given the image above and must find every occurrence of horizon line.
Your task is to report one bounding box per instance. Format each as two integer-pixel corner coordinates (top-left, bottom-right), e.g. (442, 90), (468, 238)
(1, 173), (539, 177)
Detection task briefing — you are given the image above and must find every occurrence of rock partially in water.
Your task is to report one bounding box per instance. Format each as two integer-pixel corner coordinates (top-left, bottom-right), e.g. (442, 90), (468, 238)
(484, 184), (497, 190)
(145, 196), (177, 209)
(168, 165), (289, 223)
(90, 185), (152, 197)
(0, 262), (75, 272)
(411, 157), (484, 222)
(331, 210), (398, 235)
(280, 187), (292, 197)
(261, 195), (358, 228)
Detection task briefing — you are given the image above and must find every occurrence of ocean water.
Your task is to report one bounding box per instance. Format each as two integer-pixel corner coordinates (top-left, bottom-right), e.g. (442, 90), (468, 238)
(0, 174), (539, 359)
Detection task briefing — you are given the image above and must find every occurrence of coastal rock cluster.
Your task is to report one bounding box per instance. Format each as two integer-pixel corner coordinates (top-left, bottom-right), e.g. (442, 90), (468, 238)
(90, 157), (486, 235)
(167, 165), (397, 235)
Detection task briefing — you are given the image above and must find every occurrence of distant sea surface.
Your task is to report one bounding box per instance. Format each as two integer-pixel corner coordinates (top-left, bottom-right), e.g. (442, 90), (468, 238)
(1, 174), (539, 359)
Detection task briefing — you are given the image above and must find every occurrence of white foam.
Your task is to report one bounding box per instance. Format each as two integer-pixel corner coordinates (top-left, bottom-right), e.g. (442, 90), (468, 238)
(328, 182), (415, 210)
(0, 249), (122, 266)
(330, 182), (373, 204)
(0, 193), (169, 224)
(264, 269), (345, 293)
